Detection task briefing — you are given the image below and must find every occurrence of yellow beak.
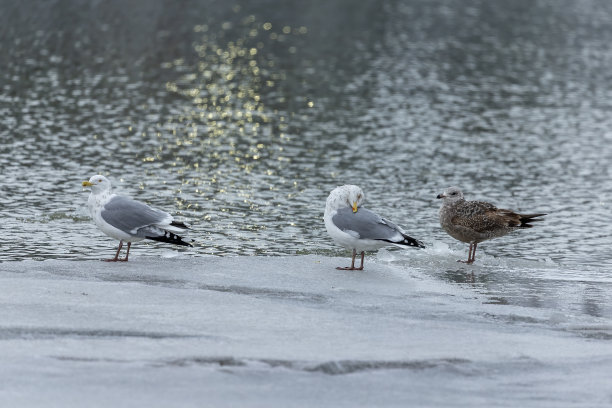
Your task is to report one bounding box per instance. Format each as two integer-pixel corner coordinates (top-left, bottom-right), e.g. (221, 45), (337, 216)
(352, 201), (358, 213)
(82, 181), (94, 187)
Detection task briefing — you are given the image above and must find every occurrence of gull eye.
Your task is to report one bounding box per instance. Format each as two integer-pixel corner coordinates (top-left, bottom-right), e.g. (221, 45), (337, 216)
(98, 179), (103, 182)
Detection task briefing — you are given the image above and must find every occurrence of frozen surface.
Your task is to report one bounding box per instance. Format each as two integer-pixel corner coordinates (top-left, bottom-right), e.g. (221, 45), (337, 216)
(1, 254), (611, 407)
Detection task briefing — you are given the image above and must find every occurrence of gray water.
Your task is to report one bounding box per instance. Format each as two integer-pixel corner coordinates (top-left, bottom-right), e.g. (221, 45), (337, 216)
(2, 0), (612, 290)
(2, 0), (612, 264)
(2, 0), (612, 297)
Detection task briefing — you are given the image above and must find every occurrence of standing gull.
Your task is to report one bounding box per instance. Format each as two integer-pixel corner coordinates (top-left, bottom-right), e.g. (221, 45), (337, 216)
(437, 186), (545, 264)
(324, 185), (425, 270)
(82, 175), (192, 262)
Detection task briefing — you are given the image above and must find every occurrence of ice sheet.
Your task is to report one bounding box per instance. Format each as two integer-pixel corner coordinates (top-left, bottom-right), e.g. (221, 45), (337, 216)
(0, 255), (611, 407)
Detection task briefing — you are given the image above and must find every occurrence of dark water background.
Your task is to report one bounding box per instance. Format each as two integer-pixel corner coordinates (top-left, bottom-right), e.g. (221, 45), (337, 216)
(1, 0), (612, 267)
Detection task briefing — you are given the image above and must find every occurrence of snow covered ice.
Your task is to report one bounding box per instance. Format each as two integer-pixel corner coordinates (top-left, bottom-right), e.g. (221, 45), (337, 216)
(1, 253), (611, 407)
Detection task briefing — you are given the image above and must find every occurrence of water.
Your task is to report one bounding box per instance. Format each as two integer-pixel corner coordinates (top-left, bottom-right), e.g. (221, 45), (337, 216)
(1, 0), (611, 263)
(1, 0), (611, 405)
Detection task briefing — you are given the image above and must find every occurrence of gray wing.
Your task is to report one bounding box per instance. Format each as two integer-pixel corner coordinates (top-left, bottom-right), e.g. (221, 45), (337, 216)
(332, 207), (402, 241)
(101, 195), (170, 235)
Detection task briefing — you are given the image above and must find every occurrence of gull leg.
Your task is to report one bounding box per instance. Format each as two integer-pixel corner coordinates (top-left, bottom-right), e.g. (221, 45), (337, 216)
(467, 242), (477, 264)
(337, 249), (358, 270)
(119, 242), (131, 262)
(355, 251), (365, 270)
(104, 241), (123, 262)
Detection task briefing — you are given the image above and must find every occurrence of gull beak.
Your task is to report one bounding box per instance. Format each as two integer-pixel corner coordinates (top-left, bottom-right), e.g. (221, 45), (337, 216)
(82, 181), (94, 187)
(352, 201), (358, 213)
(436, 193), (445, 199)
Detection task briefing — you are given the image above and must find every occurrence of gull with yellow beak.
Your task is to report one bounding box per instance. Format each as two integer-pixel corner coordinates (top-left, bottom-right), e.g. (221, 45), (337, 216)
(82, 175), (192, 262)
(324, 185), (425, 270)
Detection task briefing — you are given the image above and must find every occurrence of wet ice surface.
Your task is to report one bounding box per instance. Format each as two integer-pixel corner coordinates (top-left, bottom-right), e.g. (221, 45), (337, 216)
(1, 254), (611, 407)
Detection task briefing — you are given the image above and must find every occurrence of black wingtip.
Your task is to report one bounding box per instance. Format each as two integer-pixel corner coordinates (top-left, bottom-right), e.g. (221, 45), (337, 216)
(401, 232), (426, 248)
(408, 237), (426, 249)
(146, 230), (193, 247)
(384, 233), (425, 249)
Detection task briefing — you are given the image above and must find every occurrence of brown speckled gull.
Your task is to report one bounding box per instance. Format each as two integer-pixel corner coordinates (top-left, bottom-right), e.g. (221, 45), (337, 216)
(436, 187), (546, 264)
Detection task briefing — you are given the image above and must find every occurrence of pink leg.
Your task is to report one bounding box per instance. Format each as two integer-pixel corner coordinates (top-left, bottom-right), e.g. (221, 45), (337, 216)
(337, 249), (360, 270)
(119, 242), (131, 262)
(355, 251), (365, 270)
(104, 241), (123, 262)
(467, 242), (477, 264)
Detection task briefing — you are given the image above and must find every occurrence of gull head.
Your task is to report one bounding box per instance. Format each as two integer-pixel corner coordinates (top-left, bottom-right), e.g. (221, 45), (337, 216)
(436, 186), (464, 204)
(326, 184), (365, 213)
(82, 175), (112, 194)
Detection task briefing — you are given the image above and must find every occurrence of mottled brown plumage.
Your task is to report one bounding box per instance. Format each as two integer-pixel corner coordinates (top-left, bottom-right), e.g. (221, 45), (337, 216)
(437, 187), (545, 264)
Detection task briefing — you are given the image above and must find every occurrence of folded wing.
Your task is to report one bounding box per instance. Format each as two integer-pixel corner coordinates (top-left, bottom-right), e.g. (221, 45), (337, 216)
(101, 195), (172, 235)
(451, 200), (545, 233)
(332, 207), (424, 248)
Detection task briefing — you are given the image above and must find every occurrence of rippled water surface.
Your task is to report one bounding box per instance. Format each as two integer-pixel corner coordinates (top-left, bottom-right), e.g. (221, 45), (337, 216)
(2, 1), (612, 266)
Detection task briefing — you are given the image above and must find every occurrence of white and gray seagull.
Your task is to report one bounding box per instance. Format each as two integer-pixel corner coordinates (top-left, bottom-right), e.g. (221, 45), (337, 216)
(82, 175), (192, 262)
(437, 186), (546, 264)
(324, 185), (425, 270)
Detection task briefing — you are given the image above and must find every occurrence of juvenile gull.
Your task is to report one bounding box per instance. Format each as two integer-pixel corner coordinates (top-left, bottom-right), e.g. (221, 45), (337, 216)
(324, 185), (425, 270)
(82, 175), (192, 262)
(436, 186), (545, 264)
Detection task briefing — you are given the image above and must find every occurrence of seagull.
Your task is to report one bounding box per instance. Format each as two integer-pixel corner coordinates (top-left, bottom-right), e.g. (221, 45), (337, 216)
(82, 175), (192, 262)
(324, 185), (425, 270)
(436, 186), (546, 264)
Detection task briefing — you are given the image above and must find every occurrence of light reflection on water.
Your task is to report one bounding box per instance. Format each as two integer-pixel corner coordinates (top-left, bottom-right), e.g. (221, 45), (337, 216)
(1, 0), (612, 310)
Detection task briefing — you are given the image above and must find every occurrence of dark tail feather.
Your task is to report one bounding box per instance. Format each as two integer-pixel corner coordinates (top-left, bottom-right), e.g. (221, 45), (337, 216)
(519, 213), (546, 228)
(146, 230), (193, 247)
(384, 233), (426, 248)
